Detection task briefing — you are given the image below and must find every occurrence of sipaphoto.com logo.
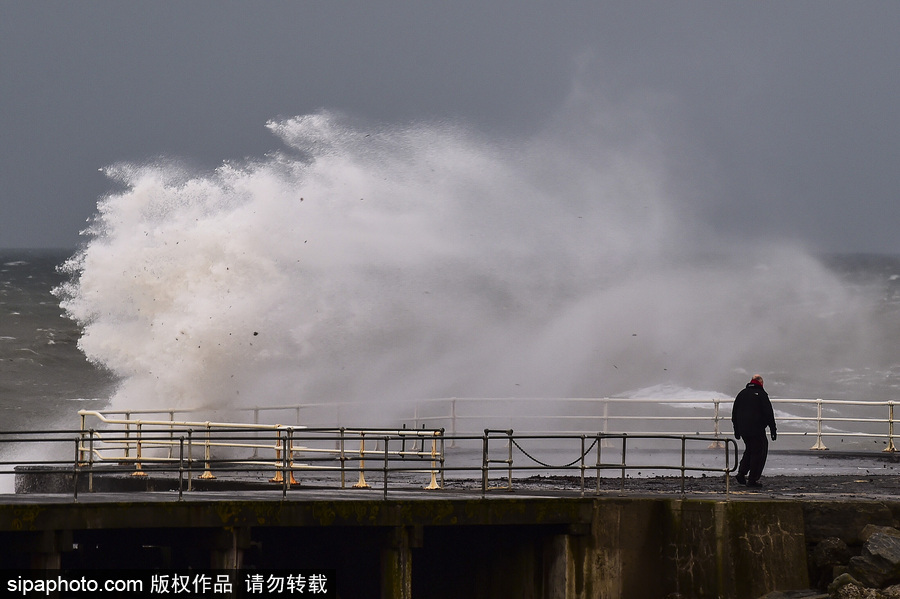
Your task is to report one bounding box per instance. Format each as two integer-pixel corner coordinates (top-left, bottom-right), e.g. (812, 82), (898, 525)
(7, 573), (143, 596)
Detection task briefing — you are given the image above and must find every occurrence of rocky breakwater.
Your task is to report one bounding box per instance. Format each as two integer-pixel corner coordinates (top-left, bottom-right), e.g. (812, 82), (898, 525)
(764, 525), (900, 599)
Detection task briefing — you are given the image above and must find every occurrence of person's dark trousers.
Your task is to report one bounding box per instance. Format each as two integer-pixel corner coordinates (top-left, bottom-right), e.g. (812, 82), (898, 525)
(738, 433), (769, 483)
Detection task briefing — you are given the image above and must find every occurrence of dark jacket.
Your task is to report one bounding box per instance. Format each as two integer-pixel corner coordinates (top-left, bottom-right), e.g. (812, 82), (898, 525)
(731, 382), (776, 438)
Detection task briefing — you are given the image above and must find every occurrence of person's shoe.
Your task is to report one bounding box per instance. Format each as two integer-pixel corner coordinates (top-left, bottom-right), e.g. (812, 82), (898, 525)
(747, 480), (762, 488)
(735, 474), (746, 485)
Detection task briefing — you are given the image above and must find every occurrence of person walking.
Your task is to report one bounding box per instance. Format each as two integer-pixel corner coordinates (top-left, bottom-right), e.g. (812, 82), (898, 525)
(731, 374), (777, 487)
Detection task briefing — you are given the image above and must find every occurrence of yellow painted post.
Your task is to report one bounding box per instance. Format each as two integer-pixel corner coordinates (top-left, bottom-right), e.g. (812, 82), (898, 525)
(270, 428), (284, 483)
(199, 423), (216, 479)
(131, 423), (148, 477)
(354, 433), (370, 488)
(425, 435), (440, 490)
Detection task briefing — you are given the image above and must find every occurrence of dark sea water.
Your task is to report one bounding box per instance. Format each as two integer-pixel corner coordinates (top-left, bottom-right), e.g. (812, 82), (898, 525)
(0, 249), (113, 431)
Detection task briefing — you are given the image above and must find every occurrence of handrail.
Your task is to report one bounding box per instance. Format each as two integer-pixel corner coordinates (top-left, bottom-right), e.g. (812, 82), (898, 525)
(4, 427), (743, 499)
(81, 397), (900, 452)
(480, 430), (739, 497)
(70, 424), (444, 492)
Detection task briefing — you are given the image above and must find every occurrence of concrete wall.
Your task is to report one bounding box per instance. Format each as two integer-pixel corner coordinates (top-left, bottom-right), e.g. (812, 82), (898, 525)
(0, 494), (888, 599)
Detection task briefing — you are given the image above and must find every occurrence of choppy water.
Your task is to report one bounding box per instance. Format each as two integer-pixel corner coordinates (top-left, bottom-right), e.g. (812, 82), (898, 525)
(0, 250), (113, 431)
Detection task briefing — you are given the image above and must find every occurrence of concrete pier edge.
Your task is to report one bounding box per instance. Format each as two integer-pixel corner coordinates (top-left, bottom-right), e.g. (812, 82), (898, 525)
(1, 486), (895, 599)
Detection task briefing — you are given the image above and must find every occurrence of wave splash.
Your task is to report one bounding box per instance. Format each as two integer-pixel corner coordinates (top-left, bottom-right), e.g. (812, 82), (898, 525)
(55, 110), (883, 414)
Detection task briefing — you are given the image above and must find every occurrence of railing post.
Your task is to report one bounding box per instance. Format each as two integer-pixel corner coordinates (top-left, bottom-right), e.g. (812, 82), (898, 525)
(269, 427), (296, 485)
(353, 432), (371, 488)
(382, 436), (389, 500)
(88, 430), (94, 493)
(178, 436), (185, 500)
(620, 433), (627, 491)
(187, 429), (193, 492)
(287, 427), (298, 486)
(506, 429), (513, 490)
(680, 437), (686, 495)
(450, 399), (457, 448)
(580, 435), (586, 497)
(270, 430), (283, 483)
(811, 399), (828, 450)
(199, 423), (216, 479)
(124, 412), (131, 460)
(167, 411), (175, 459)
(340, 428), (346, 489)
(886, 402), (896, 452)
(595, 433), (603, 494)
(131, 423), (148, 477)
(439, 429), (445, 489)
(601, 400), (612, 447)
(425, 434), (440, 490)
(282, 431), (289, 499)
(708, 399), (724, 449)
(77, 419), (86, 465)
(73, 438), (80, 502)
(481, 429), (489, 497)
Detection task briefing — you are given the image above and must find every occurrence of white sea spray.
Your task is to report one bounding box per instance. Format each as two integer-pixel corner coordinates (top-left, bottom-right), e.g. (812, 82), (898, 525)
(54, 109), (885, 422)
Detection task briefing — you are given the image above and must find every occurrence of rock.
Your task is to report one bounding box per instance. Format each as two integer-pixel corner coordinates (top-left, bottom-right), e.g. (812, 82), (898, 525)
(867, 534), (900, 566)
(815, 537), (853, 568)
(849, 553), (893, 589)
(862, 526), (900, 543)
(829, 573), (869, 597)
(849, 533), (900, 588)
(830, 584), (881, 598)
(814, 538), (853, 588)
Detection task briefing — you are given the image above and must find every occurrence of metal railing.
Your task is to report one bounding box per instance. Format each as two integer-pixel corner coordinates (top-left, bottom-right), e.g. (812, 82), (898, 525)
(78, 397), (900, 452)
(2, 396), (896, 501)
(70, 418), (445, 500)
(479, 430), (739, 496)
(2, 423), (741, 499)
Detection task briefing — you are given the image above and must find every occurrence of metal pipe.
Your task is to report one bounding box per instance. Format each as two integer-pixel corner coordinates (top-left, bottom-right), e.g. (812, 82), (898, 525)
(481, 429), (488, 497)
(579, 435), (586, 497)
(885, 402), (896, 452)
(178, 437), (184, 501)
(383, 437), (389, 500)
(73, 438), (79, 502)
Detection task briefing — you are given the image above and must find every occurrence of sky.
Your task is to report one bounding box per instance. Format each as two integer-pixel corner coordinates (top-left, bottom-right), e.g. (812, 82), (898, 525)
(1, 2), (899, 253)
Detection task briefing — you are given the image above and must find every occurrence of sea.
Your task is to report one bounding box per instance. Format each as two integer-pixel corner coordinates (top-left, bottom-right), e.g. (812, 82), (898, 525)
(0, 249), (113, 432)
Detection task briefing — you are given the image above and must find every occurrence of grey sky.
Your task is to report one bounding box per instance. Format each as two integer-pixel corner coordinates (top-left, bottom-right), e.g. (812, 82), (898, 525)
(1, 2), (898, 252)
